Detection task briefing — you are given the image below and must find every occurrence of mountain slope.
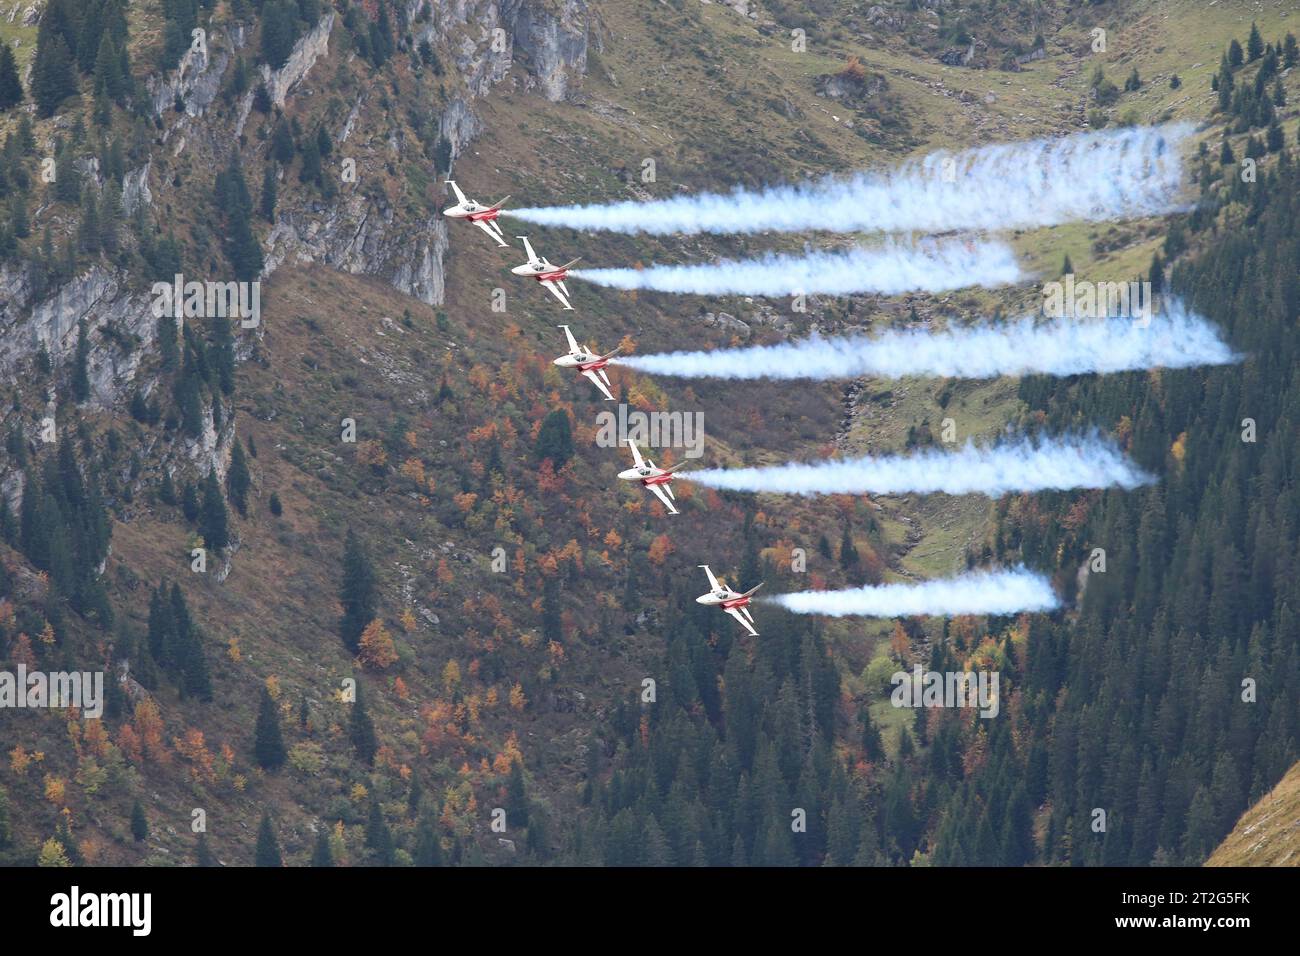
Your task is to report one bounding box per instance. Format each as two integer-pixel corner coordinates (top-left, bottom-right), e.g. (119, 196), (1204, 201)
(0, 0), (1296, 868)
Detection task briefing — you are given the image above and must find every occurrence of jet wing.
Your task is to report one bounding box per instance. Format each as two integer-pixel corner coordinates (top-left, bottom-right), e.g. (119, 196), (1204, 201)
(472, 219), (508, 246)
(627, 440), (646, 469)
(647, 481), (679, 515)
(541, 279), (574, 310)
(517, 236), (538, 263)
(446, 180), (469, 205)
(559, 324), (580, 353)
(699, 565), (721, 592)
(581, 368), (616, 401)
(725, 606), (759, 637)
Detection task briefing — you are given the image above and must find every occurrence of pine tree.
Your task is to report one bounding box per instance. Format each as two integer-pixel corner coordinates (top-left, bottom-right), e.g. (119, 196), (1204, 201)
(506, 760), (530, 828)
(254, 813), (282, 866)
(253, 688), (286, 770)
(298, 135), (321, 186)
(156, 312), (179, 372)
(365, 797), (394, 865)
(72, 319), (91, 402)
(160, 0), (197, 71)
(315, 123), (332, 159)
(181, 481), (200, 522)
(838, 525), (859, 570)
(261, 1), (300, 70)
(92, 33), (129, 103)
(369, 1), (395, 66)
(147, 583), (174, 664)
(271, 119), (295, 164)
(169, 582), (212, 701)
(433, 135), (453, 175)
(310, 827), (333, 866)
(1246, 22), (1264, 62)
(413, 815), (442, 866)
(1266, 119), (1284, 153)
(227, 439), (251, 515)
(215, 161), (262, 281)
(98, 182), (124, 253)
(195, 832), (216, 866)
(349, 690), (377, 766)
(541, 576), (562, 645)
(78, 187), (102, 255)
(260, 163), (278, 222)
(252, 81), (272, 114)
(200, 469), (229, 551)
(54, 147), (82, 204)
(130, 799), (148, 841)
(534, 410), (574, 466)
(32, 31), (78, 118)
(1148, 252), (1164, 294)
(1228, 38), (1244, 69)
(339, 530), (377, 652)
(0, 43), (23, 111)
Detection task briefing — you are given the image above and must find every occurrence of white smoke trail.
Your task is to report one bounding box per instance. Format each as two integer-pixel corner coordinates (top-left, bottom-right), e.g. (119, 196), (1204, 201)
(510, 124), (1190, 236)
(616, 300), (1237, 380)
(687, 435), (1153, 498)
(767, 566), (1060, 617)
(568, 238), (1021, 297)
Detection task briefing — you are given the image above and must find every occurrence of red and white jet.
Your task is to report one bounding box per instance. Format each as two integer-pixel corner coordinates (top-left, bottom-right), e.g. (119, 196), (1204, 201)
(618, 440), (688, 515)
(512, 236), (580, 310)
(696, 565), (763, 637)
(442, 180), (510, 246)
(554, 325), (619, 401)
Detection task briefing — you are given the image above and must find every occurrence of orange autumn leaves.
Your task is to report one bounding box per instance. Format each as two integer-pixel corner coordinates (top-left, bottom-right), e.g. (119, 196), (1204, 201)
(357, 619), (398, 670)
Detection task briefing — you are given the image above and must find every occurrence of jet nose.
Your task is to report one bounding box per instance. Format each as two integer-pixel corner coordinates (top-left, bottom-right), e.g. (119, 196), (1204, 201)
(510, 265), (528, 275)
(695, 594), (709, 604)
(552, 356), (565, 366)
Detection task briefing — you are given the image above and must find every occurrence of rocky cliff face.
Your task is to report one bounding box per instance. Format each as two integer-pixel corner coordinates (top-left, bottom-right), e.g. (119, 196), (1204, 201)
(1, 0), (590, 434)
(502, 0), (589, 102)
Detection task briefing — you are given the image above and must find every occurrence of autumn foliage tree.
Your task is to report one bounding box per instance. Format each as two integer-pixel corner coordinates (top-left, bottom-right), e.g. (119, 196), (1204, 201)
(357, 619), (398, 669)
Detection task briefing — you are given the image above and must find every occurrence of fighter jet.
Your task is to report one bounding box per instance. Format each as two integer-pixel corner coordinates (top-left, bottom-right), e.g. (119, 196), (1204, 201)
(618, 440), (688, 515)
(512, 236), (580, 310)
(696, 565), (763, 637)
(442, 180), (510, 246)
(554, 325), (619, 401)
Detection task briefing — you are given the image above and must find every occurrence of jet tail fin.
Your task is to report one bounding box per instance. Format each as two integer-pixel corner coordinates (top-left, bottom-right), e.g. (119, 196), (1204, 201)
(741, 582), (764, 598)
(488, 196), (511, 210)
(599, 345), (622, 361)
(557, 257), (582, 271)
(664, 461), (691, 473)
